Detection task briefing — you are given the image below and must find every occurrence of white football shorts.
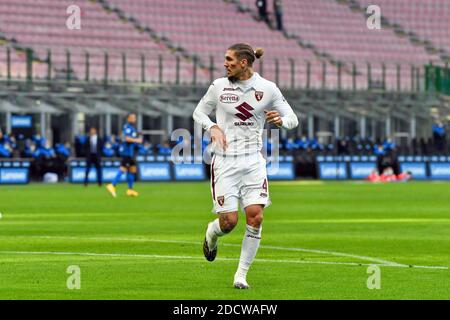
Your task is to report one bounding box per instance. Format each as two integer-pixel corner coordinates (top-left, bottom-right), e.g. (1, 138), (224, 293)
(210, 152), (271, 214)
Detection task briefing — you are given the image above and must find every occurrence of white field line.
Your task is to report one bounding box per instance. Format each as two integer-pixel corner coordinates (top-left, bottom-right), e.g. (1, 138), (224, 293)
(0, 235), (448, 270)
(6, 214), (450, 224)
(0, 250), (447, 270)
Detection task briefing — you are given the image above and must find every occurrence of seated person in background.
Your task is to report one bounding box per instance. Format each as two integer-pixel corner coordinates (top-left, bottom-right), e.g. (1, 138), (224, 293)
(396, 171), (412, 182)
(337, 138), (349, 155)
(367, 167), (411, 183)
(0, 142), (12, 158)
(24, 139), (35, 158)
(382, 138), (396, 151)
(296, 136), (309, 151)
(30, 138), (56, 181)
(284, 138), (296, 152)
(309, 138), (319, 151)
(110, 135), (121, 155)
(373, 144), (385, 156)
(7, 134), (17, 150)
(0, 132), (16, 158)
(55, 143), (71, 158)
(157, 141), (171, 155)
(138, 141), (152, 156)
(102, 141), (116, 157)
(54, 142), (71, 180)
(16, 134), (27, 157)
(33, 139), (56, 159)
(366, 169), (381, 182)
(380, 167), (397, 182)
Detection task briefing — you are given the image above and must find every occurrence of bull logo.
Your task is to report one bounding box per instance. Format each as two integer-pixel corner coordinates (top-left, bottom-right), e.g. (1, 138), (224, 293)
(255, 91), (264, 101)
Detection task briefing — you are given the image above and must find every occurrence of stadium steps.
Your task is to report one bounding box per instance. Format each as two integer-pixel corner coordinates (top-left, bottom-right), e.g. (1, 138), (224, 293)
(268, 0), (440, 90)
(95, 0), (208, 69)
(227, 0), (349, 73)
(0, 0), (197, 82)
(0, 30), (48, 80)
(337, 0), (449, 63)
(104, 0), (347, 88)
(282, 0), (438, 64)
(232, 0), (436, 90)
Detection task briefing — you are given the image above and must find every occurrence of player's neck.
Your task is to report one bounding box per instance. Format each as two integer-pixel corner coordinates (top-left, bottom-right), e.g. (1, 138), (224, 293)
(237, 69), (254, 81)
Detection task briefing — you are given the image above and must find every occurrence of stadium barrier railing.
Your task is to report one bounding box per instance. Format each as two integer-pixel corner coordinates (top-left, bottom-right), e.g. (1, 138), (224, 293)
(1, 46), (447, 93)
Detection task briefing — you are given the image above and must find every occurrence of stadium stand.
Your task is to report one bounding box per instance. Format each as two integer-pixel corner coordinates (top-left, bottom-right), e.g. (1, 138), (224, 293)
(105, 0), (337, 88)
(356, 0), (450, 58)
(237, 0), (443, 90)
(1, 0), (445, 88)
(0, 0), (193, 82)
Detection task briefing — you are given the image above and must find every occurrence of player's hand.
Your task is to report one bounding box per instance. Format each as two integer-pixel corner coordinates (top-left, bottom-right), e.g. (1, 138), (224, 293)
(210, 125), (227, 151)
(265, 110), (283, 127)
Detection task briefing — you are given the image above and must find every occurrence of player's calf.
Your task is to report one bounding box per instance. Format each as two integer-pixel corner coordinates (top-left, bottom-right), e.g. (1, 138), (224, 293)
(203, 212), (238, 262)
(233, 205), (264, 288)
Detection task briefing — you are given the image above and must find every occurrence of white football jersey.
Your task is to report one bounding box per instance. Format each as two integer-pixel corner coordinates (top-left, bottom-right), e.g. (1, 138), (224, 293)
(193, 72), (298, 156)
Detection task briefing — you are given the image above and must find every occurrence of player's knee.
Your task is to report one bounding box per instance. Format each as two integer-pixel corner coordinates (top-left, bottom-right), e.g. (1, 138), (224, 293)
(219, 213), (238, 233)
(246, 207), (264, 228)
(248, 214), (263, 228)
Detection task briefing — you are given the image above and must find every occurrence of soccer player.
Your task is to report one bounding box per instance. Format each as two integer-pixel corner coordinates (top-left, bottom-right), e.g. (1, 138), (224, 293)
(193, 43), (299, 289)
(106, 112), (142, 197)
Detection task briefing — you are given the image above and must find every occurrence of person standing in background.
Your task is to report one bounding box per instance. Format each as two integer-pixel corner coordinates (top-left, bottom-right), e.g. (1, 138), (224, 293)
(84, 127), (103, 186)
(106, 113), (142, 197)
(273, 0), (284, 31)
(432, 121), (446, 154)
(256, 0), (269, 24)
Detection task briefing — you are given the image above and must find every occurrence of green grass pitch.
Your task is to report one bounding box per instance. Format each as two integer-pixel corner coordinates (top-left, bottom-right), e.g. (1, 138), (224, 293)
(0, 181), (449, 299)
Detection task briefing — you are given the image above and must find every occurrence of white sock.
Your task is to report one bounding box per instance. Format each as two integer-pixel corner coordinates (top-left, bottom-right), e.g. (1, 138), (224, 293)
(206, 218), (224, 250)
(235, 224), (262, 279)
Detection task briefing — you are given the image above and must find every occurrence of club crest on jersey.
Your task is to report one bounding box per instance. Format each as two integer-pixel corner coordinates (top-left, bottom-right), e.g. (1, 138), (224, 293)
(255, 91), (264, 101)
(219, 93), (239, 104)
(217, 196), (225, 206)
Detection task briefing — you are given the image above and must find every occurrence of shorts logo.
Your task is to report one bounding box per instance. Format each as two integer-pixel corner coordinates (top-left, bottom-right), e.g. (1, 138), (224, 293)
(255, 91), (264, 101)
(260, 192), (267, 198)
(217, 196), (225, 206)
(235, 102), (254, 121)
(220, 93), (239, 104)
